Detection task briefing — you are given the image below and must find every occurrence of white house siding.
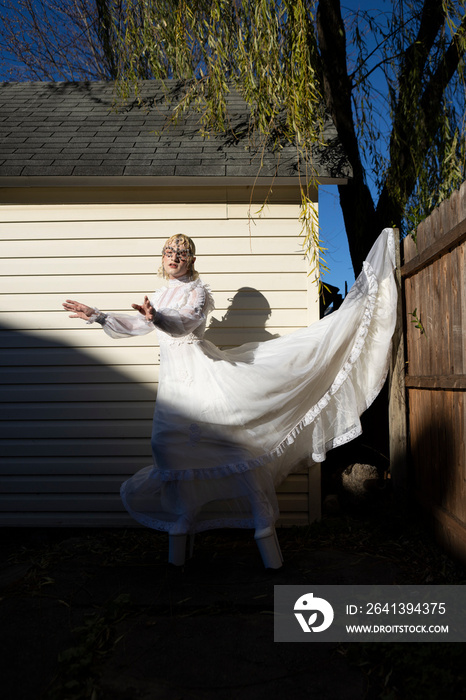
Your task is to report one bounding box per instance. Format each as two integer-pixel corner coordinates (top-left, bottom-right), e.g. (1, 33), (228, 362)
(0, 186), (320, 527)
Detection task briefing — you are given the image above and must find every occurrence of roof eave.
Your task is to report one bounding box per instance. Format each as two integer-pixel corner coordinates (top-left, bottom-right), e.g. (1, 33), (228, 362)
(0, 175), (351, 188)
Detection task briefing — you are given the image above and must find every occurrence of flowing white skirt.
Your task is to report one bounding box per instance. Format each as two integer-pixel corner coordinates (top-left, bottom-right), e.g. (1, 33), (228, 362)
(121, 228), (397, 533)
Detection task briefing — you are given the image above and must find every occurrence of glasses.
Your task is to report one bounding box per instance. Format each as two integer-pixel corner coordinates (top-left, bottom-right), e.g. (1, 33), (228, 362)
(163, 246), (192, 262)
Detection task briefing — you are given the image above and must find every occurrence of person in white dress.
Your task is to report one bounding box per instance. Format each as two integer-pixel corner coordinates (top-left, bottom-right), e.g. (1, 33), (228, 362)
(63, 229), (397, 566)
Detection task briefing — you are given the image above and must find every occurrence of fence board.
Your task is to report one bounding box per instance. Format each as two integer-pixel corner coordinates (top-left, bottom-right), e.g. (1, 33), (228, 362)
(402, 181), (466, 565)
(389, 230), (408, 495)
(401, 218), (466, 278)
(405, 375), (466, 389)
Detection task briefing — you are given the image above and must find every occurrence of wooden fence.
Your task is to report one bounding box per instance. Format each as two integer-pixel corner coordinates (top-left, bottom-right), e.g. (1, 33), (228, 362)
(399, 181), (466, 563)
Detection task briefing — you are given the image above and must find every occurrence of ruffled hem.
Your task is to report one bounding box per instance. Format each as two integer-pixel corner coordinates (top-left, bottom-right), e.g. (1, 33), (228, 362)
(120, 493), (257, 534)
(145, 235), (391, 482)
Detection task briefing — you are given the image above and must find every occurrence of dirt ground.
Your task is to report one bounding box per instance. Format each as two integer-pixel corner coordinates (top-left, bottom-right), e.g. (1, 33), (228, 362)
(1, 499), (465, 700)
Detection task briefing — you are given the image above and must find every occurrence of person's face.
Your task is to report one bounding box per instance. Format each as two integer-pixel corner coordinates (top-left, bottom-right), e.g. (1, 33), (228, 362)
(162, 244), (194, 279)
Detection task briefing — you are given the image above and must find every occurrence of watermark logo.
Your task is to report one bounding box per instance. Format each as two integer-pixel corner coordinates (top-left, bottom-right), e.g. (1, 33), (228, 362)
(275, 585), (464, 642)
(294, 592), (334, 633)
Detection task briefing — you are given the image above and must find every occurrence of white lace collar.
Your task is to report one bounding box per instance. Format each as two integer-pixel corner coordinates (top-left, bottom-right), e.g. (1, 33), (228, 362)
(168, 274), (192, 287)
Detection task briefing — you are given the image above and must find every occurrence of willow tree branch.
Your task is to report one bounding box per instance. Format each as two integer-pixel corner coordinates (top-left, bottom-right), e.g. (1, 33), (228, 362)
(376, 4), (466, 228)
(316, 0), (377, 271)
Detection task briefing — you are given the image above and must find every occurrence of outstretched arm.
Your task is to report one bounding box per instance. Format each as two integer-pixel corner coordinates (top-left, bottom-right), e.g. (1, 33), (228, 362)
(62, 298), (155, 338)
(62, 299), (95, 320)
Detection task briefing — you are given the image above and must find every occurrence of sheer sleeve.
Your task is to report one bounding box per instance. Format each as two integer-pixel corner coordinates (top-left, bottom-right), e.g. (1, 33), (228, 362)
(87, 310), (155, 339)
(152, 284), (208, 337)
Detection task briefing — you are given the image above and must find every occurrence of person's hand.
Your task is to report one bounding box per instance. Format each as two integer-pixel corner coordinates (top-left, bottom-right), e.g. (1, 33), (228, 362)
(132, 296), (154, 322)
(63, 299), (95, 320)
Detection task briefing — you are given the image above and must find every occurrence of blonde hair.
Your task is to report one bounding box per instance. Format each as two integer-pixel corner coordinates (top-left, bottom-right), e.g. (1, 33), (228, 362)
(158, 234), (199, 280)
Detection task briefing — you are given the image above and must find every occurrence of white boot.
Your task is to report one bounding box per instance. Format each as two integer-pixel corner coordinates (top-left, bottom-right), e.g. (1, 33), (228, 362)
(254, 527), (283, 569)
(168, 534), (188, 566)
(168, 513), (196, 566)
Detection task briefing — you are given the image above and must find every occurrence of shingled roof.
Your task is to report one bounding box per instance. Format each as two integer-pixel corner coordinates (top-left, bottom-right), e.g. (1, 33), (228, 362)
(0, 81), (351, 183)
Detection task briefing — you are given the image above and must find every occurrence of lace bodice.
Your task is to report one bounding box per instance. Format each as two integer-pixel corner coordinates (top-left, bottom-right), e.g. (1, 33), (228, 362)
(88, 276), (215, 342)
(151, 277), (214, 343)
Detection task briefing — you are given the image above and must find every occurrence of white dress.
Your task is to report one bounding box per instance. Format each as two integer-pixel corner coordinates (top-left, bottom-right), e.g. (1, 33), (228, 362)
(91, 228), (397, 534)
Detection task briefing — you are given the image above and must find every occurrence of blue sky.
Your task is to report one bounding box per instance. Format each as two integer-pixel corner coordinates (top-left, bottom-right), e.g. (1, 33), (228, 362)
(318, 186), (354, 294)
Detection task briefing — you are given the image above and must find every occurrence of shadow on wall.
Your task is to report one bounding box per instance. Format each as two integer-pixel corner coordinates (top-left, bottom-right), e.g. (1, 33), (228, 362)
(205, 287), (279, 347)
(0, 291), (279, 523)
(0, 322), (158, 524)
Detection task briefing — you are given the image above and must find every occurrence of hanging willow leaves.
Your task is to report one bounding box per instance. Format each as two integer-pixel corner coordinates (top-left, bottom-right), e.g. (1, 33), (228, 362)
(108, 0), (329, 280)
(107, 0), (465, 276)
(7, 1), (462, 277)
